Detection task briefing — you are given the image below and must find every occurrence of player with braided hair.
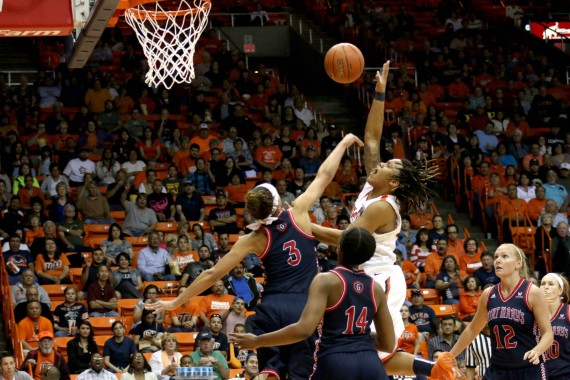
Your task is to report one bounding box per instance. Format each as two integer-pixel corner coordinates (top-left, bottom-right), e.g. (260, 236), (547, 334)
(312, 61), (459, 379)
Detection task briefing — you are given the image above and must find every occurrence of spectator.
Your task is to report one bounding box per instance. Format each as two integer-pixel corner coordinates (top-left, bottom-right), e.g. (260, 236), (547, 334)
(134, 285), (165, 326)
(163, 165), (183, 196)
(21, 331), (70, 380)
(66, 321), (98, 374)
(63, 148), (96, 187)
(12, 268), (51, 307)
(435, 255), (466, 305)
(254, 134), (282, 172)
(538, 198), (567, 228)
(147, 180), (176, 222)
(41, 164), (70, 199)
(430, 215), (446, 242)
(398, 305), (420, 356)
(458, 241), (482, 282)
(224, 262), (259, 310)
(408, 289), (440, 340)
(424, 239), (450, 289)
(76, 183), (113, 225)
(527, 185), (547, 224)
(84, 79), (112, 114)
(132, 309), (166, 353)
(48, 183), (75, 223)
(191, 224), (218, 253)
(543, 170), (568, 210)
(180, 245), (214, 287)
(552, 222), (570, 279)
(316, 242), (335, 273)
(122, 150), (147, 180)
(3, 234), (34, 285)
(35, 238), (71, 285)
(77, 353), (116, 380)
(0, 352), (33, 380)
(149, 334), (183, 380)
(208, 191), (239, 235)
(195, 313), (229, 359)
(409, 227), (434, 271)
(100, 223), (134, 264)
(103, 321), (137, 373)
(56, 204), (87, 259)
(459, 276), (481, 321)
(121, 353), (158, 380)
(187, 158), (213, 196)
(121, 191), (158, 237)
(176, 181), (205, 222)
(17, 175), (44, 210)
(137, 231), (175, 282)
(298, 148), (322, 177)
(14, 285), (54, 325)
(395, 249), (421, 289)
(189, 331), (229, 380)
(199, 280), (235, 327)
(124, 109), (149, 142)
(211, 233), (230, 263)
(17, 302), (54, 350)
(428, 316), (465, 362)
(224, 174), (248, 207)
(87, 265), (120, 317)
(138, 128), (162, 163)
(112, 252), (144, 299)
(53, 287), (88, 337)
(168, 286), (199, 333)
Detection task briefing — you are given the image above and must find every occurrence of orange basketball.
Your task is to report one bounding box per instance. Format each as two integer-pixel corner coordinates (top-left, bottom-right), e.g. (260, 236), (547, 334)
(324, 43), (365, 84)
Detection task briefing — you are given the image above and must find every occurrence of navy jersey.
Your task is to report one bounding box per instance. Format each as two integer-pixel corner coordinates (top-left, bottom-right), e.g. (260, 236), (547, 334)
(260, 209), (318, 295)
(317, 267), (377, 358)
(544, 303), (570, 379)
(486, 279), (540, 370)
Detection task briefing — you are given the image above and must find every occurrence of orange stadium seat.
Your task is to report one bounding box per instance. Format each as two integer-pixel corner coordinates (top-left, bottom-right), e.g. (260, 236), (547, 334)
(90, 317), (122, 336)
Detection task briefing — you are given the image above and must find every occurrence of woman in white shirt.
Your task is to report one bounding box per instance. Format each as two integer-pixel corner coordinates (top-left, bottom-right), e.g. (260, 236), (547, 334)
(122, 149), (146, 179)
(149, 334), (183, 380)
(517, 173), (536, 203)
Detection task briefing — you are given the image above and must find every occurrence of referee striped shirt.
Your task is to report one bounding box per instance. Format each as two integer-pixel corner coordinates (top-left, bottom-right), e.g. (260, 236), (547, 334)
(465, 332), (492, 378)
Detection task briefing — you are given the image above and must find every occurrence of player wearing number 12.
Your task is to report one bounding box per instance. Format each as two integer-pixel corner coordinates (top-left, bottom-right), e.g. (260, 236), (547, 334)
(450, 244), (553, 380)
(145, 133), (365, 380)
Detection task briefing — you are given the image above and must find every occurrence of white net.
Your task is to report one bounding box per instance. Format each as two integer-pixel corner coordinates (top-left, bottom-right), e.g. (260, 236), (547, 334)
(124, 0), (212, 89)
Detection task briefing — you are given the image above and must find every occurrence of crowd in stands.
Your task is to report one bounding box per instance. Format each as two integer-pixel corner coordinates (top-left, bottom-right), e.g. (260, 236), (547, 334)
(0, 0), (569, 379)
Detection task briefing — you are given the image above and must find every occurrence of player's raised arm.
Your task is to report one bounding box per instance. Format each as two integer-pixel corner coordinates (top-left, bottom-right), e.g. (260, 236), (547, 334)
(363, 60), (390, 175)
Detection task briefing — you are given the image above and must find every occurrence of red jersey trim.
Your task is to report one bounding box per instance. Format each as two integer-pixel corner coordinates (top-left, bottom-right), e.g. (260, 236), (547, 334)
(498, 277), (525, 302)
(287, 209), (315, 240)
(326, 269), (347, 312)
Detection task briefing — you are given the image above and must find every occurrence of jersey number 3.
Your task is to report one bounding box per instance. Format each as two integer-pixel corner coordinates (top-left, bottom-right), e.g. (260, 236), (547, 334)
(284, 240), (301, 266)
(343, 306), (368, 334)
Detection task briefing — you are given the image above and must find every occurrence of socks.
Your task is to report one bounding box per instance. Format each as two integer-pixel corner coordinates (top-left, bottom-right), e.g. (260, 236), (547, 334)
(413, 357), (435, 377)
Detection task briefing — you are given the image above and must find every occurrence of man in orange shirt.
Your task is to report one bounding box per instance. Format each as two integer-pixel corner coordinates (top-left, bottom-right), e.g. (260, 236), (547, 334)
(172, 136), (191, 165)
(253, 135), (282, 171)
(198, 280), (235, 328)
(395, 249), (422, 289)
(527, 185), (546, 224)
(168, 286), (199, 332)
(179, 144), (202, 175)
(17, 301), (54, 350)
(498, 184), (528, 242)
(20, 331), (70, 380)
(445, 224), (465, 258)
(190, 123), (220, 154)
(424, 239), (456, 288)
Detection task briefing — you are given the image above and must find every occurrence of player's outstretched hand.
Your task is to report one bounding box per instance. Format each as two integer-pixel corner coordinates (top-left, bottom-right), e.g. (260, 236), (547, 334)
(340, 133), (364, 148)
(144, 299), (174, 314)
(375, 61), (390, 94)
(228, 332), (260, 350)
(431, 352), (464, 379)
(523, 349), (541, 365)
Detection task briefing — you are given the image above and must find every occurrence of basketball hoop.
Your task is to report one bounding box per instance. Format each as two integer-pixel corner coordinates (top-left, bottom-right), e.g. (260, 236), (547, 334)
(124, 0), (212, 89)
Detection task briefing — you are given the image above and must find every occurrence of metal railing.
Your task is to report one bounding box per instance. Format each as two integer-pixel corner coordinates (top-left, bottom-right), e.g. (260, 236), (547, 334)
(208, 11), (290, 28)
(1, 70), (38, 86)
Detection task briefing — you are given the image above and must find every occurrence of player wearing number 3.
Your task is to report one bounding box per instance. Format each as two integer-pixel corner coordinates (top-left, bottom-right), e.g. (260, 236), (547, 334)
(450, 244), (553, 380)
(230, 227), (394, 380)
(145, 133), (365, 380)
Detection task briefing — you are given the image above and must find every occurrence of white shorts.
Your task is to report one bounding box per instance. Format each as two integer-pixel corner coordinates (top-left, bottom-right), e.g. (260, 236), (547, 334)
(363, 264), (406, 361)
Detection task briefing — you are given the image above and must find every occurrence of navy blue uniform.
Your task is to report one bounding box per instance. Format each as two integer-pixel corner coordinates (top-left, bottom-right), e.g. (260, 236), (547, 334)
(484, 279), (546, 380)
(247, 209), (318, 380)
(544, 303), (570, 380)
(312, 267), (388, 380)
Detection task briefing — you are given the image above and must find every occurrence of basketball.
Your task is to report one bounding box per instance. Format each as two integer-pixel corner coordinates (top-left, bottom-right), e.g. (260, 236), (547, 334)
(324, 43), (365, 84)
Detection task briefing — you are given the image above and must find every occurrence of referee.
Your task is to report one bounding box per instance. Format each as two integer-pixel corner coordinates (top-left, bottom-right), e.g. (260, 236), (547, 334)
(465, 324), (492, 380)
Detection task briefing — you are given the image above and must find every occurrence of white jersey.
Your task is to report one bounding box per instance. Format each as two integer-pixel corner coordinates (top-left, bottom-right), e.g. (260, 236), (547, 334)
(350, 181), (401, 268)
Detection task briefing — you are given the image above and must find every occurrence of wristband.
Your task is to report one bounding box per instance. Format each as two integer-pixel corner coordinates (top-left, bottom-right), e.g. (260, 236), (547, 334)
(375, 92), (385, 102)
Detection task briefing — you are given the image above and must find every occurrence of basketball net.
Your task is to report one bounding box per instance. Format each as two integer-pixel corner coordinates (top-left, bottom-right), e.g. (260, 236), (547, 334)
(124, 0), (212, 89)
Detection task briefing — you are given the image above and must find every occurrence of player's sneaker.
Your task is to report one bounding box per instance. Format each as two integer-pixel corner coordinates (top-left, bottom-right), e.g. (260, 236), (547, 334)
(430, 352), (464, 379)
